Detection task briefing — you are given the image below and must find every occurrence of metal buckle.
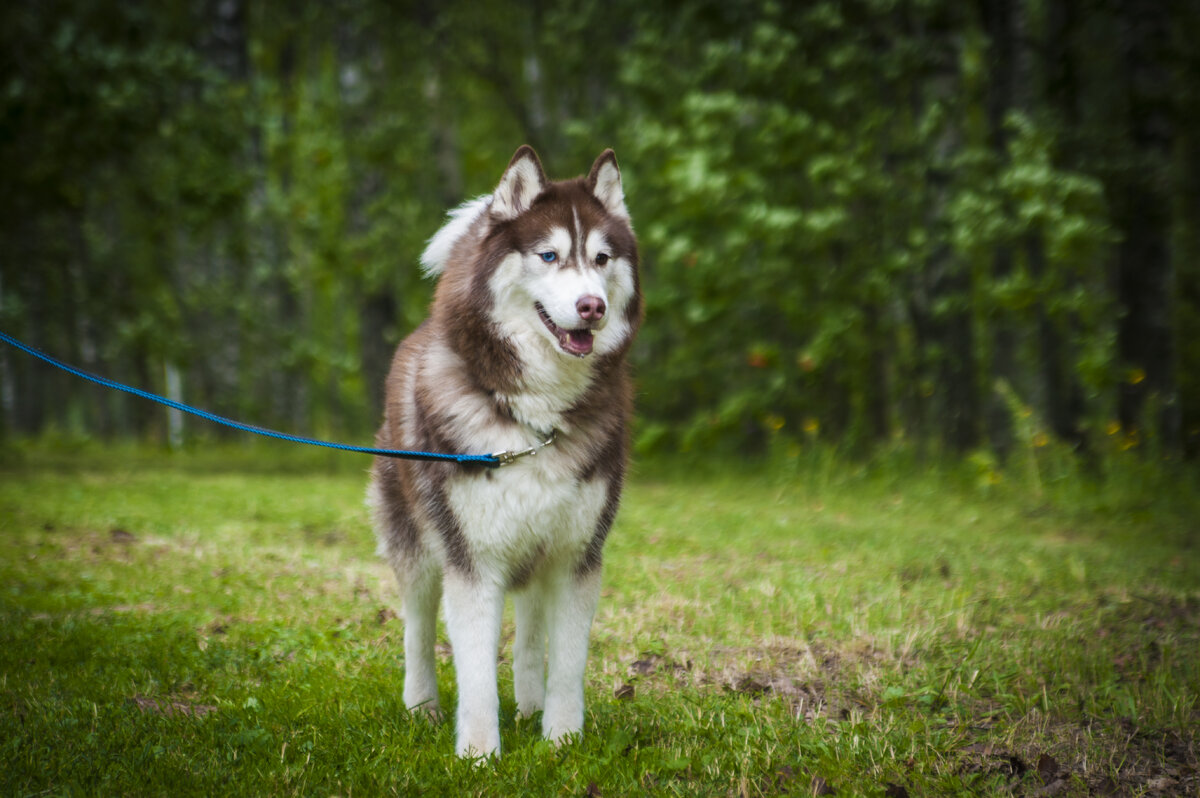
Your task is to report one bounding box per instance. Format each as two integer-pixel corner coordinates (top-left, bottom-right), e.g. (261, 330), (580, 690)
(490, 429), (557, 467)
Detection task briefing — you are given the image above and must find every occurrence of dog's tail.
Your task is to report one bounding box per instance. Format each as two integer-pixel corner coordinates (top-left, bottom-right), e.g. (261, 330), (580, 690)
(420, 196), (491, 277)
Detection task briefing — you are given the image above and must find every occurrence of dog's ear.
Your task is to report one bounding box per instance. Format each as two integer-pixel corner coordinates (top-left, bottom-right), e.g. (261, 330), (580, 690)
(587, 149), (628, 219)
(492, 145), (547, 220)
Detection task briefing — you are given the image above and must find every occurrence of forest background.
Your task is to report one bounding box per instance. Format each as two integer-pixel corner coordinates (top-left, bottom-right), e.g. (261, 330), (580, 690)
(3, 0), (1199, 469)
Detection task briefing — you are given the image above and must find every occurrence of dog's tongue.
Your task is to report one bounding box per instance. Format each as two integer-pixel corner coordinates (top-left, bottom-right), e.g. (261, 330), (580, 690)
(561, 329), (594, 357)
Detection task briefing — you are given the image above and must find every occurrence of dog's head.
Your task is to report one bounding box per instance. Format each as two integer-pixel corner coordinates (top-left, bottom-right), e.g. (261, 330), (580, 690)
(425, 147), (641, 387)
(488, 146), (638, 359)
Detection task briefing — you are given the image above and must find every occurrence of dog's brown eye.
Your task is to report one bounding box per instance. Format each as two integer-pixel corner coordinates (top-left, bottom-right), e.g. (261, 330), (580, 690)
(595, 253), (610, 266)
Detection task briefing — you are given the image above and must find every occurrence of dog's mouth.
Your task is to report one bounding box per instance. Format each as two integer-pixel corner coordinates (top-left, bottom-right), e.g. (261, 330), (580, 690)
(535, 303), (595, 357)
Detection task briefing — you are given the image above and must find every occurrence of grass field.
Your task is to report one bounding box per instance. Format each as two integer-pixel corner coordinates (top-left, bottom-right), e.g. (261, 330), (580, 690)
(1, 443), (1197, 796)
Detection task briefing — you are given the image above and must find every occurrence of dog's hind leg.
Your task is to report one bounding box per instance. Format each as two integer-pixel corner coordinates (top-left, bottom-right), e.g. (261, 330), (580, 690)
(513, 586), (547, 718)
(442, 571), (505, 758)
(369, 470), (443, 718)
(541, 567), (601, 744)
(400, 560), (442, 717)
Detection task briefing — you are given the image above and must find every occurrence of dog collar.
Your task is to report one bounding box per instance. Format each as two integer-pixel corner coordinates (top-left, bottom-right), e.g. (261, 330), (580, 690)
(490, 429), (557, 467)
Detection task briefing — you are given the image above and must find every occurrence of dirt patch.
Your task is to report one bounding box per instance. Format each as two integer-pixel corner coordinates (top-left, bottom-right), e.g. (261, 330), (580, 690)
(613, 639), (1198, 796)
(128, 694), (217, 719)
(613, 639), (876, 724)
(952, 726), (1199, 796)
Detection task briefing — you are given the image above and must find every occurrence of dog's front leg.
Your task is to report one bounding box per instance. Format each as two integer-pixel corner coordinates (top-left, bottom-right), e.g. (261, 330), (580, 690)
(441, 570), (504, 758)
(542, 567), (601, 744)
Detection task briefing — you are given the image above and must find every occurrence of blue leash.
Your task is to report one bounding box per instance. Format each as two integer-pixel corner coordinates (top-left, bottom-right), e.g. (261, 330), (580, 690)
(0, 330), (508, 468)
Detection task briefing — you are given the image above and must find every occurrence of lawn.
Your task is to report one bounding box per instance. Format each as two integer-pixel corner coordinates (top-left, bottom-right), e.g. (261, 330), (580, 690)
(1, 443), (1197, 796)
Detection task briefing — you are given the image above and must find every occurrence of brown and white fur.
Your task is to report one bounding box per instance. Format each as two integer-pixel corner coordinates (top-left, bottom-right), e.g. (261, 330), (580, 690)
(367, 146), (641, 758)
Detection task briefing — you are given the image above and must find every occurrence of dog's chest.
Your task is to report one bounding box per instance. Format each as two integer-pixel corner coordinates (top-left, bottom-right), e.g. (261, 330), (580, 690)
(444, 454), (606, 576)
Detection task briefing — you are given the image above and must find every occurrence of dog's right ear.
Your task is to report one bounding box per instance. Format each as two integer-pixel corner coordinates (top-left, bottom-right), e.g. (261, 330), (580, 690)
(492, 145), (547, 220)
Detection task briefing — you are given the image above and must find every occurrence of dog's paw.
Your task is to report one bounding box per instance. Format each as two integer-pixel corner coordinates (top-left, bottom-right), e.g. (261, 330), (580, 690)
(516, 701), (544, 720)
(542, 726), (583, 748)
(407, 699), (444, 723)
(542, 700), (584, 746)
(455, 732), (501, 760)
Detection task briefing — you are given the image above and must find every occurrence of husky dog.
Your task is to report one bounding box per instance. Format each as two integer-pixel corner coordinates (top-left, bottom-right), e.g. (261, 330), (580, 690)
(368, 146), (641, 758)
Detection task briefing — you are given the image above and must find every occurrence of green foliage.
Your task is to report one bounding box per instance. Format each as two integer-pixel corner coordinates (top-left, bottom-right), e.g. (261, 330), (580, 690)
(1, 0), (1198, 464)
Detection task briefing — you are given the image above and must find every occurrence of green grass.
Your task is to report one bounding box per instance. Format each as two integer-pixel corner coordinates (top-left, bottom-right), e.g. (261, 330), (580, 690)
(1, 443), (1197, 796)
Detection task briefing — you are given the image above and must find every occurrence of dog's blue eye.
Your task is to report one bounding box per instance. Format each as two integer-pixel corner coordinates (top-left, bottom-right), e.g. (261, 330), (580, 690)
(539, 251), (557, 263)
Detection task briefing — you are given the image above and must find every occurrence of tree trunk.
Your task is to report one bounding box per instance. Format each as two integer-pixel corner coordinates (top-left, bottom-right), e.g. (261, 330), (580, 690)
(864, 300), (891, 443)
(1038, 0), (1090, 454)
(1116, 0), (1177, 449)
(926, 62), (979, 453)
(980, 0), (1017, 457)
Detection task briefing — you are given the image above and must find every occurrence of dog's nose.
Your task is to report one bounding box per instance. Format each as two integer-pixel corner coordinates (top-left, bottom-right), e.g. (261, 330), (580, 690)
(576, 295), (606, 322)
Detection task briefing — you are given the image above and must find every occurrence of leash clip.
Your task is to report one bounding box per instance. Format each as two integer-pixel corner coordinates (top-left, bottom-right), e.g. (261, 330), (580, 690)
(490, 429), (557, 467)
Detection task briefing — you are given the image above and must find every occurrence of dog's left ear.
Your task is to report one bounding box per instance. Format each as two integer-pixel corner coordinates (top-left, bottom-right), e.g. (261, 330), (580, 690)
(492, 145), (547, 220)
(587, 149), (628, 219)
